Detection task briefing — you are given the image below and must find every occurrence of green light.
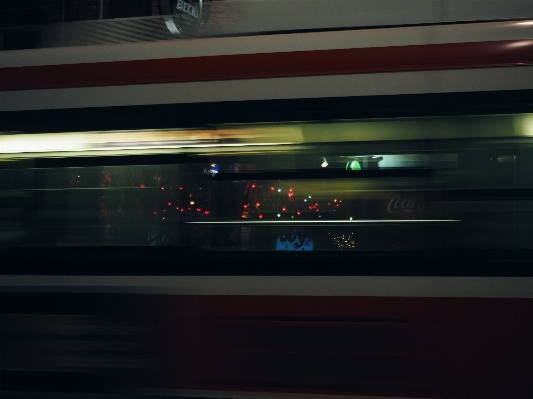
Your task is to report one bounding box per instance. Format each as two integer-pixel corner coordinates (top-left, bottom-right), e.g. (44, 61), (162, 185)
(346, 161), (361, 170)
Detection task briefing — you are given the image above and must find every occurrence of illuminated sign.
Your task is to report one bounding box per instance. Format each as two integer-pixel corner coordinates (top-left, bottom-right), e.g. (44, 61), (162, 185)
(276, 231), (314, 251)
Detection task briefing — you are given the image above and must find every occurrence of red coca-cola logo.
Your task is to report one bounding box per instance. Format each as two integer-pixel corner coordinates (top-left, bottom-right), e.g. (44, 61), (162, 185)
(386, 196), (424, 214)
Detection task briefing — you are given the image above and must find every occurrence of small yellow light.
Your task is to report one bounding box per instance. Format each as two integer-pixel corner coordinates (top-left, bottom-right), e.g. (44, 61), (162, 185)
(190, 201), (195, 205)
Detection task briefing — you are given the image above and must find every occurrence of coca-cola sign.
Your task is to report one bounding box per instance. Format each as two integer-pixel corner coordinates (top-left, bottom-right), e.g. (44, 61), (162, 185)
(384, 194), (425, 219)
(387, 196), (424, 214)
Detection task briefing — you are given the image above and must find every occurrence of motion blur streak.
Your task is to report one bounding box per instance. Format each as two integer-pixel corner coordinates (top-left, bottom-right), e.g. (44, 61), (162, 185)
(1, 2), (533, 399)
(2, 114), (533, 159)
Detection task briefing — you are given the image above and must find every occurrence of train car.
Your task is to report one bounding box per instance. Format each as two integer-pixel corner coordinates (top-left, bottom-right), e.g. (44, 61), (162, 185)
(1, 1), (533, 398)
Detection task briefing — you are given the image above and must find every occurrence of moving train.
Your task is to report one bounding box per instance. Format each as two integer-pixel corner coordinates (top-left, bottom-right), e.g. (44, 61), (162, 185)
(1, 1), (533, 398)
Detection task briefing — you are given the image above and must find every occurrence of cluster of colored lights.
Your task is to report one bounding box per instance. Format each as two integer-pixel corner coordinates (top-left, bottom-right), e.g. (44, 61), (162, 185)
(332, 233), (356, 250)
(240, 183), (352, 220)
(288, 188), (294, 198)
(156, 205), (210, 217)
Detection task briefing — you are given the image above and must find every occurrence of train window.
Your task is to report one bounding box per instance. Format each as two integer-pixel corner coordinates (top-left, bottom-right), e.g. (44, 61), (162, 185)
(2, 114), (533, 250)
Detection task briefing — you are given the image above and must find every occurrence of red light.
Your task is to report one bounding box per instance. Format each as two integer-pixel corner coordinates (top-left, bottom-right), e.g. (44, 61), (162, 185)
(140, 184), (146, 189)
(167, 202), (172, 206)
(315, 203), (319, 206)
(282, 207), (287, 212)
(204, 210), (210, 215)
(309, 206), (313, 210)
(244, 204), (248, 209)
(256, 202), (260, 207)
(339, 200), (342, 203)
(289, 188), (293, 192)
(336, 204), (339, 207)
(242, 214), (246, 218)
(161, 186), (165, 190)
(187, 207), (191, 211)
(179, 186), (184, 190)
(259, 214), (263, 219)
(316, 209), (319, 212)
(297, 211), (301, 215)
(153, 211), (157, 215)
(270, 186), (275, 191)
(251, 184), (256, 188)
(163, 209), (166, 212)
(176, 207), (179, 210)
(181, 208), (185, 212)
(197, 208), (201, 212)
(328, 202), (331, 206)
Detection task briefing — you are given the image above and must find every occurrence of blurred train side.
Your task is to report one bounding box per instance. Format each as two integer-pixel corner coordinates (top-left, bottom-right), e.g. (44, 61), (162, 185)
(2, 3), (533, 399)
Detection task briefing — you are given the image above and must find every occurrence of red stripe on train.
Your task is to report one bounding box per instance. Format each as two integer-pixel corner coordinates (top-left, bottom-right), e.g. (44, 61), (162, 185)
(1, 40), (532, 91)
(122, 295), (533, 399)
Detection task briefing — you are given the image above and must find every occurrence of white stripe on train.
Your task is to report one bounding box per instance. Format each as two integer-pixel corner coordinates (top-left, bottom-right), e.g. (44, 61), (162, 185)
(2, 276), (533, 298)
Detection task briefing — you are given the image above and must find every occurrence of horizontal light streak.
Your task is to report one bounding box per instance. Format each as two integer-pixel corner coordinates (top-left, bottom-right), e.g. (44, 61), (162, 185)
(0, 129), (295, 159)
(186, 220), (460, 225)
(2, 113), (532, 160)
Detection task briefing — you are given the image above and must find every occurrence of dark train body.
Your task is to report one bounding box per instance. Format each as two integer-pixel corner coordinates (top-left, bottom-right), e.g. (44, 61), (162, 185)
(1, 1), (533, 398)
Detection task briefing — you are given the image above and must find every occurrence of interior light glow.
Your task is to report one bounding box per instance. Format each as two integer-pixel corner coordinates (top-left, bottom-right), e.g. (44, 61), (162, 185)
(523, 115), (533, 136)
(0, 129), (294, 159)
